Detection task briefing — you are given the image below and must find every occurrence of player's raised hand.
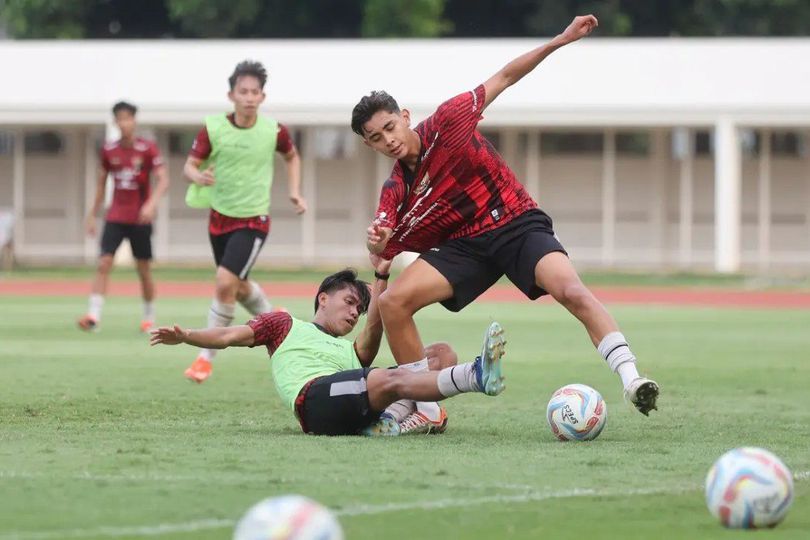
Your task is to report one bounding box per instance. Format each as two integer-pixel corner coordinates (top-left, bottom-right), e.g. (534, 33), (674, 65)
(290, 193), (307, 214)
(150, 325), (190, 346)
(559, 15), (598, 45)
(366, 221), (392, 254)
(195, 165), (216, 186)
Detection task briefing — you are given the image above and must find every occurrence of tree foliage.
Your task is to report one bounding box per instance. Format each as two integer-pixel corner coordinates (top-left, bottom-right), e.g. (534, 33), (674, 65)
(3, 0), (810, 39)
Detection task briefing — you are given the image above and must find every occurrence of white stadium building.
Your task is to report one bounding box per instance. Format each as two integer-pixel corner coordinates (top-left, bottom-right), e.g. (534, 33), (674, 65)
(0, 38), (809, 272)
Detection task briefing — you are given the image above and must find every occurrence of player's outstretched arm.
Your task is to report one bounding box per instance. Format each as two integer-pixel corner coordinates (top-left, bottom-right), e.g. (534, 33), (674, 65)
(482, 14), (598, 110)
(150, 324), (255, 349)
(354, 254), (392, 367)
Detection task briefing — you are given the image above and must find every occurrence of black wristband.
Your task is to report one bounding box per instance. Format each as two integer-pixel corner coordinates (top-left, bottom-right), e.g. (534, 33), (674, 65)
(374, 271), (390, 281)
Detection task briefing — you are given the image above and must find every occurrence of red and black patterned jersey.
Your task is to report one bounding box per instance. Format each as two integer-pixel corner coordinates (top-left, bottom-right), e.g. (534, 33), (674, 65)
(248, 311), (293, 355)
(374, 84), (537, 259)
(101, 137), (164, 224)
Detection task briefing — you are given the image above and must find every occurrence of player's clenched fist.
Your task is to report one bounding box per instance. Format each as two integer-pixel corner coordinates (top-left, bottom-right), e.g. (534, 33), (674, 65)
(558, 15), (598, 45)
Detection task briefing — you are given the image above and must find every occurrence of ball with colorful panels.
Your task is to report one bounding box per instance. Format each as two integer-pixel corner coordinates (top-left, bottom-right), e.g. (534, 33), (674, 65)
(233, 495), (344, 540)
(546, 383), (607, 441)
(705, 447), (794, 529)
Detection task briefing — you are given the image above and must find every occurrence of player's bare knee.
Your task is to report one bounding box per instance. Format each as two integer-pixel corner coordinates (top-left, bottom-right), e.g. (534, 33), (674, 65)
(556, 282), (593, 311)
(382, 369), (410, 397)
(97, 256), (114, 274)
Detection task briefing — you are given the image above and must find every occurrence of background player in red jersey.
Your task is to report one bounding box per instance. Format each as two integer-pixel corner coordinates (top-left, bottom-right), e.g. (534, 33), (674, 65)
(79, 101), (169, 332)
(352, 15), (659, 426)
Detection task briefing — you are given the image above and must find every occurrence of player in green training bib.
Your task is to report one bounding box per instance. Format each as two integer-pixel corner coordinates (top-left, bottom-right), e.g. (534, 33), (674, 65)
(181, 60), (307, 384)
(150, 256), (507, 436)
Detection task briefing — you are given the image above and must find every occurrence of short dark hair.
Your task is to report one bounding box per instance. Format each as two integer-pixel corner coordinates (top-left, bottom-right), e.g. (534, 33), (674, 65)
(314, 269), (371, 315)
(351, 91), (400, 136)
(112, 101), (137, 116)
(229, 60), (268, 90)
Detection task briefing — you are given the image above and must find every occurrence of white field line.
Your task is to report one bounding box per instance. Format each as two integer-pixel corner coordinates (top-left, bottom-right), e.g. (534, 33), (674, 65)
(0, 471), (807, 540)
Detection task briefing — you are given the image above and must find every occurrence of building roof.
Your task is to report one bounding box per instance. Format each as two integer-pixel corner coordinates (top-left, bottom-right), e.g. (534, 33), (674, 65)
(2, 38), (810, 126)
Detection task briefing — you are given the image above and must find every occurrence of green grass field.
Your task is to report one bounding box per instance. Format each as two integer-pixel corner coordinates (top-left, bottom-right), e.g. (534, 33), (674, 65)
(1, 294), (809, 539)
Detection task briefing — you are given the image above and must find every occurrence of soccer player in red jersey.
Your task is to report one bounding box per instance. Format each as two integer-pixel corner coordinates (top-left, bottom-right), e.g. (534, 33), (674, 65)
(182, 60), (306, 383)
(352, 15), (659, 423)
(78, 101), (169, 332)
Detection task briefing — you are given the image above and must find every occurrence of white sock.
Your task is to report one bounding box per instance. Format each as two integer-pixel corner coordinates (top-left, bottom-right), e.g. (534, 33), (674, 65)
(199, 300), (235, 362)
(88, 294), (104, 321)
(142, 301), (155, 322)
(384, 399), (415, 422)
(239, 281), (272, 316)
(597, 331), (641, 389)
(415, 401), (442, 422)
(436, 363), (479, 398)
(397, 358), (428, 372)
(395, 359), (442, 421)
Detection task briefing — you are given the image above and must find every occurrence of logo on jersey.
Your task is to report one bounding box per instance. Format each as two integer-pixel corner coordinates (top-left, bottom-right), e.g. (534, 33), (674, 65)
(413, 172), (431, 196)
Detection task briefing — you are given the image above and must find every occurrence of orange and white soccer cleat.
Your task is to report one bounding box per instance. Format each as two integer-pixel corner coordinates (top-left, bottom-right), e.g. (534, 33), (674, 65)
(184, 356), (212, 383)
(140, 320), (154, 333)
(77, 314), (98, 332)
(399, 407), (448, 435)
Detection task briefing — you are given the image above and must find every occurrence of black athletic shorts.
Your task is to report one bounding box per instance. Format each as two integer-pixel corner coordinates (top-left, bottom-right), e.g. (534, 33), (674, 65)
(294, 368), (380, 436)
(209, 228), (267, 280)
(420, 209), (567, 312)
(100, 222), (153, 260)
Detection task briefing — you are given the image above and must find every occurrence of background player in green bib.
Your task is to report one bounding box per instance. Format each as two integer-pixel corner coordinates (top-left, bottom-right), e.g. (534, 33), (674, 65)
(182, 60), (307, 383)
(150, 256), (507, 436)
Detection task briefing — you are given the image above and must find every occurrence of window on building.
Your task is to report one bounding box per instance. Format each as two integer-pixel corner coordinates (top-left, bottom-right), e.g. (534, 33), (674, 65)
(0, 132), (13, 156)
(24, 131), (64, 155)
(541, 132), (603, 154)
(616, 132), (650, 156)
(694, 130), (713, 156)
(168, 130), (197, 156)
(739, 130), (804, 157)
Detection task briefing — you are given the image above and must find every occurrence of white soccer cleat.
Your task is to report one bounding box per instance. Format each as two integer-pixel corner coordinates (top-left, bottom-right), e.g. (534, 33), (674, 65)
(625, 377), (659, 416)
(399, 407), (448, 435)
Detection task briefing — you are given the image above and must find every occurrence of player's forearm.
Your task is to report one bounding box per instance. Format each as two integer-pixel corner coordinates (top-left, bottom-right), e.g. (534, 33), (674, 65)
(355, 279), (388, 365)
(88, 182), (106, 217)
(495, 39), (564, 92)
(145, 168), (170, 207)
(285, 153), (302, 198)
(180, 327), (233, 349)
(182, 160), (201, 184)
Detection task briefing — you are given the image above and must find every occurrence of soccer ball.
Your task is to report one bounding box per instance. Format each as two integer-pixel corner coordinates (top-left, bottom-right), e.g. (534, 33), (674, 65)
(233, 495), (344, 540)
(546, 383), (607, 441)
(705, 447), (794, 529)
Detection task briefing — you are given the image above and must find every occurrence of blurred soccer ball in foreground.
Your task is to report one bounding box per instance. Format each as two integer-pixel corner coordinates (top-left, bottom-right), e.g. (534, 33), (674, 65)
(705, 447), (793, 529)
(546, 383), (607, 441)
(233, 495), (344, 540)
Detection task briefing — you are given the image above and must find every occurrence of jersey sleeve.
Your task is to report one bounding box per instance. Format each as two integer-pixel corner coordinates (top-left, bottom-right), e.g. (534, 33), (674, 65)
(247, 311), (293, 354)
(276, 123), (295, 154)
(373, 162), (406, 229)
(432, 85), (486, 149)
(189, 126), (212, 160)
